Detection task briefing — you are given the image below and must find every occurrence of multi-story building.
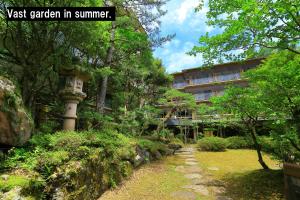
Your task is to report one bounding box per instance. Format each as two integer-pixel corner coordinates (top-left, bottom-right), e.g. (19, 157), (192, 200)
(167, 57), (264, 139)
(172, 58), (263, 105)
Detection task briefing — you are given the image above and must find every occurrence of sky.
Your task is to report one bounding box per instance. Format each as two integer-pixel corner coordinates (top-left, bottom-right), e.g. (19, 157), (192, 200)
(153, 0), (221, 73)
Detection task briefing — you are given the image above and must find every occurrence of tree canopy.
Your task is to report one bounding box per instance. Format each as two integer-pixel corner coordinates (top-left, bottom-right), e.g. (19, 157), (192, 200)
(189, 0), (300, 65)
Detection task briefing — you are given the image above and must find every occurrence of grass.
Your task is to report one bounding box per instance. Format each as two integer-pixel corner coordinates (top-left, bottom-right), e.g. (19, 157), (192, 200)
(194, 149), (284, 200)
(99, 156), (195, 200)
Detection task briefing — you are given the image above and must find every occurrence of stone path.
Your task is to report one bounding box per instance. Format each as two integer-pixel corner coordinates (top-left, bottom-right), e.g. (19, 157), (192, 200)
(100, 146), (232, 200)
(171, 146), (231, 200)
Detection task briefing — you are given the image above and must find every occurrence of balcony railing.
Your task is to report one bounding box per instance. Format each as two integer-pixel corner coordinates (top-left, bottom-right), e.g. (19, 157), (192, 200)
(173, 82), (187, 88)
(194, 92), (213, 101)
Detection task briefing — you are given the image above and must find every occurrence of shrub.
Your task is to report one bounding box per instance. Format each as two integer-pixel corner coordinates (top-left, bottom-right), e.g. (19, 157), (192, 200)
(258, 136), (276, 154)
(197, 137), (228, 152)
(137, 139), (167, 154)
(170, 138), (184, 146)
(35, 150), (69, 176)
(48, 131), (87, 150)
(226, 136), (253, 149)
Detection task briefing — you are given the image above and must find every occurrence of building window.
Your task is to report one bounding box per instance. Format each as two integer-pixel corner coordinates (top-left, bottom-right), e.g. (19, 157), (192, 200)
(195, 90), (213, 101)
(217, 71), (241, 81)
(192, 75), (214, 85)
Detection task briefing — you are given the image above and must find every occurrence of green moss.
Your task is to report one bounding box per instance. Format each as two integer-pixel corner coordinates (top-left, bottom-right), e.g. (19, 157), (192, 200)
(0, 175), (30, 192)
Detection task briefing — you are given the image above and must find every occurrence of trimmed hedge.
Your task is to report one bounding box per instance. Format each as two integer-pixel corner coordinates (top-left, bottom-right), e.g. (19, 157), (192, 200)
(226, 136), (253, 149)
(197, 137), (228, 152)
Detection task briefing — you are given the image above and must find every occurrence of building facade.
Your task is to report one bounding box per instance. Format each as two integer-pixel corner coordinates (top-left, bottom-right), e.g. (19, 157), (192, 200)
(167, 58), (264, 139)
(172, 58), (263, 106)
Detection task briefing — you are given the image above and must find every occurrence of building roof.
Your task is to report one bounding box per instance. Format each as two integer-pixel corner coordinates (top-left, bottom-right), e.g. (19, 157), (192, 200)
(171, 57), (265, 76)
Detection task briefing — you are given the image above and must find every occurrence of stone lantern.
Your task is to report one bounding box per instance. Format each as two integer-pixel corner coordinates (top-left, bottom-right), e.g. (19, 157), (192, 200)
(59, 60), (90, 131)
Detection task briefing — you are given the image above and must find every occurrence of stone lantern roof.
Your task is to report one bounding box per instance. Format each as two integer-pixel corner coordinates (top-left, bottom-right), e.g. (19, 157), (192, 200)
(59, 57), (91, 81)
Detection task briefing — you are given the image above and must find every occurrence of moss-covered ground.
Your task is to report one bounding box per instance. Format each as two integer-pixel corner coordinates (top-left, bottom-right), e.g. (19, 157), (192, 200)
(100, 148), (284, 200)
(194, 149), (284, 200)
(99, 155), (194, 200)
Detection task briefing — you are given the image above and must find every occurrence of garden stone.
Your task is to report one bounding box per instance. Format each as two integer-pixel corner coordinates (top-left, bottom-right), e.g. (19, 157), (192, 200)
(184, 166), (202, 173)
(184, 173), (202, 179)
(168, 143), (182, 150)
(175, 165), (185, 172)
(154, 150), (162, 159)
(212, 186), (226, 194)
(170, 190), (197, 200)
(165, 148), (175, 156)
(1, 186), (23, 200)
(182, 185), (209, 196)
(185, 158), (198, 162)
(208, 167), (219, 171)
(216, 196), (233, 200)
(185, 161), (198, 166)
(0, 76), (33, 146)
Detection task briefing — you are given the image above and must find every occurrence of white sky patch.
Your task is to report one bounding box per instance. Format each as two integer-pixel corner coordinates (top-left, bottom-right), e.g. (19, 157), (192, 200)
(166, 51), (203, 73)
(176, 0), (199, 24)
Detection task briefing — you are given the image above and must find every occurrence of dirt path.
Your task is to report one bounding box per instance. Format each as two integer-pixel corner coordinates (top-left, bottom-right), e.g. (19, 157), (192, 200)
(99, 146), (230, 200)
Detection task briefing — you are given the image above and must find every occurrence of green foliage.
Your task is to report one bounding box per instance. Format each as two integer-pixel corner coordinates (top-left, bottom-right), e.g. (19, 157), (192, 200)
(38, 121), (60, 134)
(245, 51), (300, 161)
(258, 136), (276, 154)
(169, 138), (184, 146)
(190, 0), (300, 64)
(158, 89), (197, 111)
(226, 136), (253, 149)
(198, 137), (228, 152)
(36, 151), (69, 177)
(0, 175), (30, 192)
(49, 131), (87, 151)
(137, 139), (167, 154)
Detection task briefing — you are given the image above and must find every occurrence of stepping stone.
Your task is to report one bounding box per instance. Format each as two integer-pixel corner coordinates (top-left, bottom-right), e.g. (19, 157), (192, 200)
(184, 173), (202, 179)
(185, 158), (197, 162)
(191, 177), (213, 185)
(178, 155), (195, 158)
(182, 185), (209, 196)
(193, 185), (210, 196)
(208, 167), (219, 171)
(175, 165), (185, 172)
(185, 161), (198, 166)
(212, 186), (226, 194)
(216, 196), (233, 200)
(184, 166), (202, 173)
(170, 190), (197, 200)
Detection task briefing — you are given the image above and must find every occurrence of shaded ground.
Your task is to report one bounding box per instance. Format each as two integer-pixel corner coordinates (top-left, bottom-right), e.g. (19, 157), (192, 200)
(99, 148), (284, 200)
(194, 150), (284, 200)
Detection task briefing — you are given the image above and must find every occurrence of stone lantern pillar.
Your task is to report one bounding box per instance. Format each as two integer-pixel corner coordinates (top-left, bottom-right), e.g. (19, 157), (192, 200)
(59, 63), (90, 131)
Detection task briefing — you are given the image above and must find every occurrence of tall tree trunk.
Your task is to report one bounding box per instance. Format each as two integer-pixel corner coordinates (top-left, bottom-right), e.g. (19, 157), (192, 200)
(97, 21), (116, 113)
(292, 109), (300, 138)
(250, 126), (269, 170)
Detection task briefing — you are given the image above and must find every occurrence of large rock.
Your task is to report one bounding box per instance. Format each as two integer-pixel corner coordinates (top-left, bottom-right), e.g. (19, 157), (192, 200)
(0, 76), (32, 146)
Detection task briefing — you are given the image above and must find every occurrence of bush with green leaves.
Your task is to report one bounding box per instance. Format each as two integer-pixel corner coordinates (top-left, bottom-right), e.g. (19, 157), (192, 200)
(258, 136), (277, 154)
(197, 137), (228, 152)
(137, 139), (167, 154)
(226, 136), (253, 149)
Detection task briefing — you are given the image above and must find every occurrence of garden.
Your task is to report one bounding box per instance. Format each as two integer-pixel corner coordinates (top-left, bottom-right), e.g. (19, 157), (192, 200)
(0, 0), (300, 199)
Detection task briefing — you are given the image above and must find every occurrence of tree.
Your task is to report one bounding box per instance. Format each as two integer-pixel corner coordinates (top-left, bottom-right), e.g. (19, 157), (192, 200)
(95, 0), (173, 114)
(0, 0), (108, 124)
(212, 87), (270, 169)
(245, 51), (300, 156)
(189, 0), (300, 65)
(157, 89), (197, 132)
